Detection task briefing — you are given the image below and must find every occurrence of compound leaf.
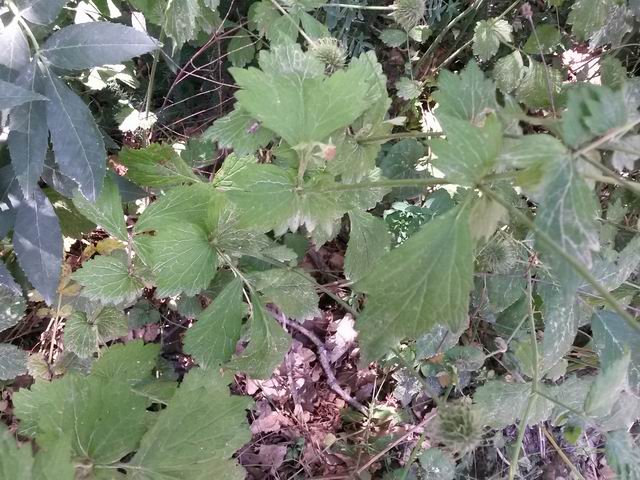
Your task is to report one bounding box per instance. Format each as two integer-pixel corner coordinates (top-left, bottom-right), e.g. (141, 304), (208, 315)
(356, 206), (473, 360)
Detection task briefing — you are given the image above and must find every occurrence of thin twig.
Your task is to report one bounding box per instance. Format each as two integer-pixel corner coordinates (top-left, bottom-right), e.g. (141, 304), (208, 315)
(274, 312), (367, 414)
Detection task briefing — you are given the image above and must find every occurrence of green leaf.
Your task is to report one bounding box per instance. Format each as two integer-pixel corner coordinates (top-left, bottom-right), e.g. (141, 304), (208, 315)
(356, 206), (473, 360)
(433, 60), (497, 123)
(493, 50), (524, 93)
(134, 183), (219, 233)
(227, 297), (291, 379)
(183, 278), (245, 368)
(128, 369), (252, 479)
(379, 29), (408, 47)
(232, 44), (369, 146)
(498, 134), (567, 192)
(345, 210), (391, 282)
(0, 288), (26, 332)
(395, 77), (421, 100)
(0, 343), (28, 380)
(251, 269), (320, 320)
(227, 29), (256, 68)
(8, 64), (50, 199)
(562, 84), (627, 148)
(584, 351), (630, 417)
(91, 341), (160, 386)
(13, 188), (62, 305)
(118, 144), (199, 188)
(73, 175), (127, 241)
(0, 78), (46, 110)
(147, 222), (218, 298)
(601, 56), (627, 90)
(46, 188), (96, 237)
(223, 160), (374, 244)
(568, 0), (616, 42)
(44, 69), (106, 202)
(63, 307), (128, 358)
(430, 115), (502, 186)
(473, 380), (552, 429)
(0, 21), (29, 80)
(165, 0), (210, 48)
(534, 160), (600, 293)
(472, 19), (512, 62)
(592, 310), (640, 396)
(515, 59), (563, 109)
(41, 23), (157, 70)
(523, 24), (561, 54)
(204, 107), (274, 155)
(15, 0), (67, 25)
(13, 374), (148, 465)
(0, 261), (21, 297)
(539, 284), (584, 373)
(72, 252), (144, 306)
(0, 424), (34, 477)
(420, 448), (455, 480)
(605, 430), (640, 480)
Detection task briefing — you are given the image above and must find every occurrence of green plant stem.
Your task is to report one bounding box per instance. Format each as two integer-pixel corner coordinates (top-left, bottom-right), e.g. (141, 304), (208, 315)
(144, 29), (165, 121)
(508, 274), (539, 480)
(320, 177), (451, 192)
(268, 0), (315, 46)
(400, 429), (427, 480)
(574, 118), (640, 158)
(325, 3), (394, 10)
(359, 130), (444, 144)
(580, 153), (640, 195)
(481, 187), (640, 333)
(540, 426), (586, 480)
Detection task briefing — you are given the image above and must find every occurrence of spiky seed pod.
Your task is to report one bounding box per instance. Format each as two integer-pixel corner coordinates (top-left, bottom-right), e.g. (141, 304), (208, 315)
(431, 402), (483, 455)
(476, 237), (517, 274)
(310, 38), (347, 74)
(391, 0), (426, 31)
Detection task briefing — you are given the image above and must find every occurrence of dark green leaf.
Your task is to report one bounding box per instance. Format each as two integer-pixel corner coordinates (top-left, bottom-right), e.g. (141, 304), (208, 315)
(227, 297), (291, 379)
(183, 278), (245, 367)
(0, 21), (29, 80)
(356, 206), (473, 360)
(42, 23), (158, 70)
(73, 175), (127, 241)
(12, 188), (62, 305)
(118, 144), (199, 188)
(7, 63), (48, 199)
(0, 78), (46, 110)
(345, 210), (391, 282)
(15, 0), (67, 25)
(128, 369), (252, 479)
(0, 343), (28, 380)
(44, 69), (106, 202)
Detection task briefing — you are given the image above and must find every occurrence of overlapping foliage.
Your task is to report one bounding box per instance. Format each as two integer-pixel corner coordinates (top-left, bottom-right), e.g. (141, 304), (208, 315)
(1, 0), (640, 477)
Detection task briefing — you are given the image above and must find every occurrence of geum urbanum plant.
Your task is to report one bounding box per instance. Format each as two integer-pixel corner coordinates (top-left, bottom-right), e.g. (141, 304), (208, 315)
(0, 0), (640, 477)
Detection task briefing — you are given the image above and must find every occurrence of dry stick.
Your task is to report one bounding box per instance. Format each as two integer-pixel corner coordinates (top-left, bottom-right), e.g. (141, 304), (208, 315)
(540, 426), (586, 480)
(354, 410), (438, 476)
(273, 312), (367, 414)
